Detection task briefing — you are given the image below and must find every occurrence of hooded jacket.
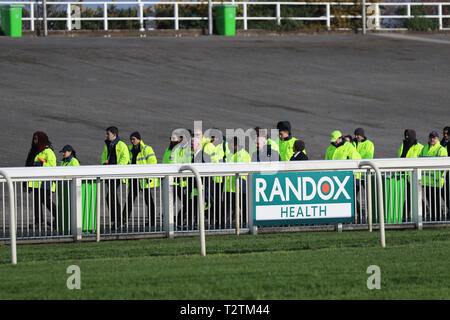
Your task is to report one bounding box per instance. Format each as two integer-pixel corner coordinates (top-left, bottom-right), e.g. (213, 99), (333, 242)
(398, 129), (423, 158)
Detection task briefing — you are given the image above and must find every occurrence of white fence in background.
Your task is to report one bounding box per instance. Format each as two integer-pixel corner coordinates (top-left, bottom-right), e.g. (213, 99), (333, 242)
(0, 1), (449, 32)
(1, 158), (450, 243)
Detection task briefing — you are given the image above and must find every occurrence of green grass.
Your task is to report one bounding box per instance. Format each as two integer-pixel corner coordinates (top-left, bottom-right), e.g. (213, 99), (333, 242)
(1, 228), (450, 299)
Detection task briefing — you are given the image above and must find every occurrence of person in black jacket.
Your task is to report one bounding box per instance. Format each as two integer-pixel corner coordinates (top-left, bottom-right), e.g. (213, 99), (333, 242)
(290, 140), (308, 161)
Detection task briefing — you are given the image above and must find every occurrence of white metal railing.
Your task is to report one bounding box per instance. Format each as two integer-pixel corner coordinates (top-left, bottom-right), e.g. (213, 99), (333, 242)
(1, 1), (449, 32)
(1, 157), (450, 243)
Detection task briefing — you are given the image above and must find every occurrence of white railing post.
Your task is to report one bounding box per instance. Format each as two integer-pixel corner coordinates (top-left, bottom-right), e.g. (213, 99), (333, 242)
(243, 2), (247, 30)
(162, 176), (174, 239)
(359, 161), (386, 248)
(180, 166), (205, 257)
(70, 178), (82, 241)
(438, 3), (443, 31)
(104, 2), (108, 31)
(235, 173), (240, 235)
(248, 173), (257, 235)
(326, 3), (331, 30)
(375, 3), (380, 30)
(362, 0), (366, 34)
(96, 178), (101, 242)
(208, 0), (213, 35)
(411, 169), (423, 230)
(43, 0), (48, 36)
(174, 2), (179, 31)
(138, 0), (145, 32)
(30, 2), (35, 31)
(276, 3), (281, 26)
(0, 170), (17, 265)
(367, 169), (373, 232)
(67, 3), (72, 31)
(407, 3), (411, 17)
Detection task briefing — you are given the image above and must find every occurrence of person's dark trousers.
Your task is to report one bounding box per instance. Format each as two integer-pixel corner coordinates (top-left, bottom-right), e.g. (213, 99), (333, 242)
(402, 181), (412, 223)
(354, 179), (362, 224)
(221, 191), (247, 229)
(105, 179), (122, 228)
(442, 174), (450, 220)
(33, 185), (57, 227)
(212, 181), (224, 229)
(174, 181), (190, 229)
(123, 179), (156, 227)
(423, 186), (443, 221)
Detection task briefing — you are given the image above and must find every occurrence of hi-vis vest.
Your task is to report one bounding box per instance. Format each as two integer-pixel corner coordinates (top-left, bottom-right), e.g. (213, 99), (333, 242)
(419, 143), (448, 187)
(224, 149), (251, 193)
(128, 141), (159, 189)
(29, 147), (57, 191)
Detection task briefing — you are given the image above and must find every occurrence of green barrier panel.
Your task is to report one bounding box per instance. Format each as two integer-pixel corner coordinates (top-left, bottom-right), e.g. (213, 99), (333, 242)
(82, 180), (97, 234)
(0, 5), (24, 37)
(372, 174), (405, 224)
(215, 5), (236, 36)
(57, 180), (98, 235)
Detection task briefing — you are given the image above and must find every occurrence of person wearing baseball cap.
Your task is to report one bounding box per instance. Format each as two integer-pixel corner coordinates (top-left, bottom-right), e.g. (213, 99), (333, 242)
(325, 130), (361, 160)
(353, 128), (375, 159)
(59, 145), (80, 166)
(419, 131), (448, 221)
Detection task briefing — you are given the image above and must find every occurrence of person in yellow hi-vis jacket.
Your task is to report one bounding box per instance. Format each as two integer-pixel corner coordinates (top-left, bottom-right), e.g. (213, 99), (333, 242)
(25, 131), (57, 229)
(123, 132), (158, 228)
(420, 131), (448, 221)
(186, 136), (214, 229)
(353, 128), (375, 159)
(101, 126), (130, 230)
(399, 129), (424, 221)
(59, 145), (80, 166)
(222, 137), (251, 229)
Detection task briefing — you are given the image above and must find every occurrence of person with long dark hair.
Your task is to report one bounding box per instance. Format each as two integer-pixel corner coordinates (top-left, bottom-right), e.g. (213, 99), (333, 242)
(26, 131), (57, 231)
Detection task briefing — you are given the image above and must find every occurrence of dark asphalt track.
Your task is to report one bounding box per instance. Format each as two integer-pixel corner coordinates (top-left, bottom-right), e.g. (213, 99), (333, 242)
(1, 34), (449, 167)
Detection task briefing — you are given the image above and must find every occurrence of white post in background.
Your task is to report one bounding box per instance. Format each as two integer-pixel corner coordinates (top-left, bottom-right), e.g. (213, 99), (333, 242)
(411, 169), (423, 230)
(70, 178), (83, 241)
(438, 4), (443, 30)
(30, 2), (35, 31)
(375, 3), (380, 30)
(163, 176), (174, 239)
(138, 0), (145, 32)
(208, 0), (213, 35)
(326, 3), (331, 30)
(243, 3), (247, 30)
(362, 0), (366, 34)
(104, 2), (108, 31)
(67, 3), (72, 31)
(0, 170), (17, 265)
(43, 0), (48, 36)
(276, 3), (281, 26)
(174, 2), (179, 30)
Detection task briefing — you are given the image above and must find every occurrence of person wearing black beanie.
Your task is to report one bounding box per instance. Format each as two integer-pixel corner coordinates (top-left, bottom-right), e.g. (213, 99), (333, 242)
(276, 121), (306, 161)
(353, 127), (374, 159)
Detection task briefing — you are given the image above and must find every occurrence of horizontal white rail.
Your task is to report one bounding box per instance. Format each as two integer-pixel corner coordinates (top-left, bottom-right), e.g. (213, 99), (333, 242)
(1, 1), (449, 32)
(1, 158), (450, 180)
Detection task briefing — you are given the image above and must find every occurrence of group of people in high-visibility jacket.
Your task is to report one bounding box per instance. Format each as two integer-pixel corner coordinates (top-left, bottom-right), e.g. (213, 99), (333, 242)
(24, 124), (450, 230)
